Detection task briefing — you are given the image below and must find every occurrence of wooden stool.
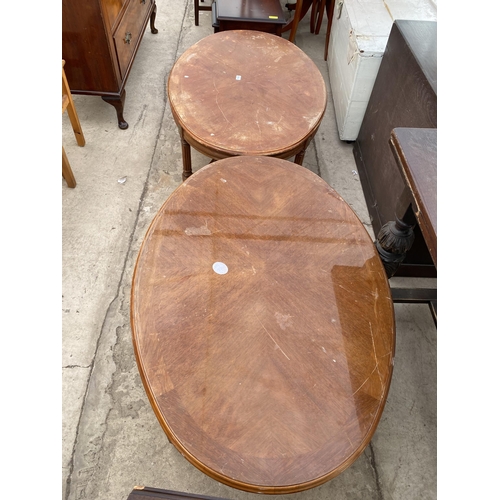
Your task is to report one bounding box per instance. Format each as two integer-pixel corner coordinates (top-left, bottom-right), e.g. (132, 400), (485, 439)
(168, 31), (327, 181)
(62, 60), (85, 188)
(131, 156), (396, 493)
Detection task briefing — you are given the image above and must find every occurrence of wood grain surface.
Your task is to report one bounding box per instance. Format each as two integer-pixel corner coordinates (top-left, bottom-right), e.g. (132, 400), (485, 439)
(168, 30), (327, 158)
(131, 157), (395, 494)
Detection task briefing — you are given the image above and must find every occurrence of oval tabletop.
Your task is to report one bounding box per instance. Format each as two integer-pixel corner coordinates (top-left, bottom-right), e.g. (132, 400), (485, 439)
(131, 157), (395, 494)
(167, 30), (327, 157)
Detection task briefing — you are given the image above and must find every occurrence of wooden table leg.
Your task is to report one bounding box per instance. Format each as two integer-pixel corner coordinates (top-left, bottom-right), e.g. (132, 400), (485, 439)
(181, 134), (193, 181)
(293, 135), (315, 165)
(375, 216), (415, 278)
(294, 149), (306, 165)
(375, 186), (416, 277)
(281, 0), (312, 42)
(323, 0), (335, 60)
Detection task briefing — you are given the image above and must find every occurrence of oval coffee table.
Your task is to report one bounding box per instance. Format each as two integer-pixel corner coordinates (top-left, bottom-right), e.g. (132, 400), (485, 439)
(131, 157), (395, 494)
(168, 31), (327, 180)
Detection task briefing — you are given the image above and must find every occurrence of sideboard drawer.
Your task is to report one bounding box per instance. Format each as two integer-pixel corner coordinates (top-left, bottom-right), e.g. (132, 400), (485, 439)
(114, 0), (151, 78)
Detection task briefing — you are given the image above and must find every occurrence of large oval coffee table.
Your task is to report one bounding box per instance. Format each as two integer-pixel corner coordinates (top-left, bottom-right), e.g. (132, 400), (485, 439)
(168, 31), (327, 180)
(131, 157), (395, 494)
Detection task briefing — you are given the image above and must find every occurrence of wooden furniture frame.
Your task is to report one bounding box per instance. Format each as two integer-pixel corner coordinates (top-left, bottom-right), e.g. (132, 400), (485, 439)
(168, 30), (327, 181)
(62, 0), (158, 130)
(62, 60), (85, 188)
(131, 156), (396, 494)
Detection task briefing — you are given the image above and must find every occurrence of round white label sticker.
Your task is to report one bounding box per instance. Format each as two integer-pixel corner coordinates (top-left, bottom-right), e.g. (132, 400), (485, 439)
(212, 262), (228, 275)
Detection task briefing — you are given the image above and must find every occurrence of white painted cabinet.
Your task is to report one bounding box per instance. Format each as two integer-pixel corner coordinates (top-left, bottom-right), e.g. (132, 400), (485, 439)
(327, 0), (437, 141)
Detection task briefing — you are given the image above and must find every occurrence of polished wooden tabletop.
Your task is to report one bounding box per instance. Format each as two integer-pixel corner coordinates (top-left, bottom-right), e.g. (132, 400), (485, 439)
(168, 30), (327, 179)
(131, 157), (395, 494)
(390, 127), (437, 267)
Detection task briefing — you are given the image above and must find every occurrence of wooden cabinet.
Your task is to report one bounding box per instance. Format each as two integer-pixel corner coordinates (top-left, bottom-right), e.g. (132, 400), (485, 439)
(62, 0), (158, 129)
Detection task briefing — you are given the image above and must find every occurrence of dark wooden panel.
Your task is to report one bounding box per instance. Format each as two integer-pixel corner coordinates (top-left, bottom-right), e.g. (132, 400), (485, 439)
(62, 0), (120, 93)
(102, 0), (129, 32)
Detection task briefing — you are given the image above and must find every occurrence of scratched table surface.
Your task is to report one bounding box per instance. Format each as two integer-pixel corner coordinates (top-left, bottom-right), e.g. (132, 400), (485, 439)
(167, 30), (327, 158)
(131, 157), (396, 494)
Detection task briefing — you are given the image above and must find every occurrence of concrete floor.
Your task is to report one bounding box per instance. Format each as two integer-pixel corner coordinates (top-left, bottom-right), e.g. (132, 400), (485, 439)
(62, 1), (437, 498)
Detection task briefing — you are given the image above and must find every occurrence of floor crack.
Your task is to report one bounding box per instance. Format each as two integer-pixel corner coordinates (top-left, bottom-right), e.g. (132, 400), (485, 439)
(368, 442), (384, 500)
(64, 295), (119, 500)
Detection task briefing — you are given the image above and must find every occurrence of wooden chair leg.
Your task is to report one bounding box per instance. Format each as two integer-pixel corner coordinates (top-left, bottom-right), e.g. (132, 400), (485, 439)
(62, 66), (86, 147)
(62, 146), (77, 188)
(310, 0), (318, 33)
(324, 0), (335, 60)
(314, 0), (326, 34)
(288, 0), (302, 43)
(66, 102), (86, 146)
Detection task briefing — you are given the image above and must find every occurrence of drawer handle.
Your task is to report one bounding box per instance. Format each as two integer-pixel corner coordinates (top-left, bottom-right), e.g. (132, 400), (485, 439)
(124, 32), (132, 44)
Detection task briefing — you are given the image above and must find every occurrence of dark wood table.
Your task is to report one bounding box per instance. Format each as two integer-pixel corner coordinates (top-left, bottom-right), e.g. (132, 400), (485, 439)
(168, 31), (327, 180)
(390, 127), (437, 267)
(354, 20), (437, 277)
(375, 127), (437, 322)
(131, 156), (395, 494)
(212, 0), (286, 35)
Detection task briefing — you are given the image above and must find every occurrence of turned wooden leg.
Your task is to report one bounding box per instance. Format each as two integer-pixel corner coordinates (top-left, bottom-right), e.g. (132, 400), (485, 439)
(181, 137), (193, 181)
(102, 89), (128, 129)
(375, 216), (415, 278)
(150, 3), (158, 33)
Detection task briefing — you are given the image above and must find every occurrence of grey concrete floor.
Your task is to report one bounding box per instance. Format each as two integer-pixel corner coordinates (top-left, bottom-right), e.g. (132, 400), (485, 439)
(62, 1), (437, 498)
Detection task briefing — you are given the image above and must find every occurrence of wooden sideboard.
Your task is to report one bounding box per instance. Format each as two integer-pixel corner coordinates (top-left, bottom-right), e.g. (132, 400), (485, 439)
(62, 0), (158, 129)
(354, 20), (437, 277)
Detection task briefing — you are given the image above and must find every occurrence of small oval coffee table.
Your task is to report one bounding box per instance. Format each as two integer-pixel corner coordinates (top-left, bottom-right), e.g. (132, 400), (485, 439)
(131, 157), (395, 494)
(168, 30), (327, 180)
